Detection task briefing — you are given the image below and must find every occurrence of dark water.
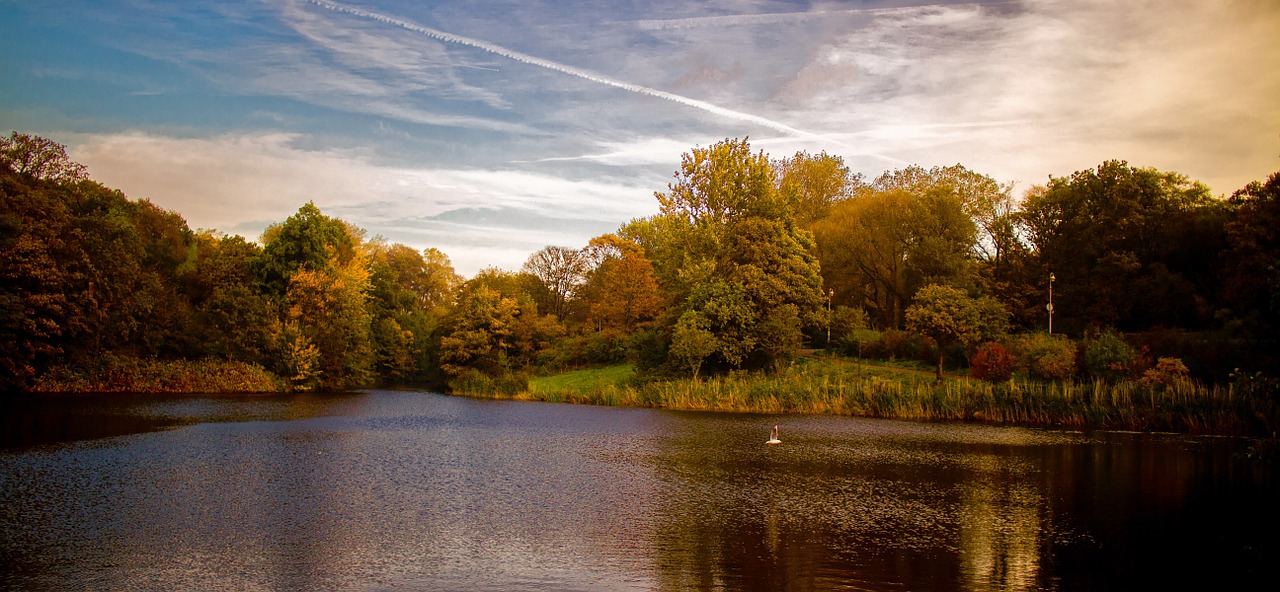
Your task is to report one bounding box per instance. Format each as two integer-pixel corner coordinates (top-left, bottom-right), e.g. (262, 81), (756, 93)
(1, 390), (1275, 591)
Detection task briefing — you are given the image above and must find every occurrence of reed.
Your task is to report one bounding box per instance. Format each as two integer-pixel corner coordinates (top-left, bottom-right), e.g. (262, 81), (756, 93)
(520, 359), (1277, 437)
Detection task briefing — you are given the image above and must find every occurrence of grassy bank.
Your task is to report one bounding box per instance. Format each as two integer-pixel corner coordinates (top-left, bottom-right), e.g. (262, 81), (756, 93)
(32, 354), (285, 393)
(514, 358), (1278, 437)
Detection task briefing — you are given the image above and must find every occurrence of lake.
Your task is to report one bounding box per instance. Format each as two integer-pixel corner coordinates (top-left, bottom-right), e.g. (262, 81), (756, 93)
(1, 390), (1275, 591)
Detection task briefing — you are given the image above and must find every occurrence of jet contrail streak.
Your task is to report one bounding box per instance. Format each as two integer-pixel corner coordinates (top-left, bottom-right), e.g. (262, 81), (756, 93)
(305, 0), (832, 141)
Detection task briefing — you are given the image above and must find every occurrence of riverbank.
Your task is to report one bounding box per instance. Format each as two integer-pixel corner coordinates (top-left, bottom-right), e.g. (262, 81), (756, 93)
(488, 359), (1279, 437)
(30, 354), (284, 394)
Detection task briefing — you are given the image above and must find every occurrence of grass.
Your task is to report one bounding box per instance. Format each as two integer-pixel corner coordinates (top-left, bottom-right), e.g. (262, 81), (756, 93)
(529, 364), (637, 395)
(507, 357), (1278, 437)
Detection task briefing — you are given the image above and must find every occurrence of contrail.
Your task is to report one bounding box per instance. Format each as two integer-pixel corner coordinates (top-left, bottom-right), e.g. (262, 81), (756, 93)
(305, 0), (833, 141)
(628, 1), (1015, 30)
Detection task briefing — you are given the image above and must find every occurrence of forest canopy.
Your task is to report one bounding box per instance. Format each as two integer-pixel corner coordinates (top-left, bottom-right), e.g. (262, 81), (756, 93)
(2, 131), (1278, 393)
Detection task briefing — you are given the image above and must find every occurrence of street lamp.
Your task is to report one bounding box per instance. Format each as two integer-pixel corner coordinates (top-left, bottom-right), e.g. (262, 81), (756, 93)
(826, 289), (834, 348)
(1047, 272), (1055, 334)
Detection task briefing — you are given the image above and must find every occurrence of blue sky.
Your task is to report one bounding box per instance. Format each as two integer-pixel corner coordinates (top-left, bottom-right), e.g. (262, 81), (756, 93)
(3, 0), (1278, 275)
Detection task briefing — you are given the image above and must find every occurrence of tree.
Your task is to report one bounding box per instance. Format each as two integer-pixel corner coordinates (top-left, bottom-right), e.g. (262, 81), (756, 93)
(257, 203), (373, 389)
(365, 242), (458, 384)
(643, 138), (826, 372)
(279, 255), (374, 389)
(812, 185), (975, 329)
(1224, 171), (1280, 326)
(773, 151), (860, 228)
(670, 310), (716, 379)
(254, 202), (359, 296)
(579, 234), (660, 332)
(1018, 160), (1217, 332)
(187, 233), (273, 363)
(522, 245), (587, 321)
(1, 131), (88, 184)
(872, 164), (1014, 263)
(439, 284), (519, 378)
(905, 284), (1009, 380)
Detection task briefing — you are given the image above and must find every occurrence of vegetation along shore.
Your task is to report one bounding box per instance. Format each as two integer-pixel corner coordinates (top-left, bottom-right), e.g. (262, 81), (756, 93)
(4, 131), (1278, 437)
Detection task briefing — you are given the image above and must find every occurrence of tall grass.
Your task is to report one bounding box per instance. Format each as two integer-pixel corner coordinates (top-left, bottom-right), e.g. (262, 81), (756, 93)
(518, 360), (1277, 436)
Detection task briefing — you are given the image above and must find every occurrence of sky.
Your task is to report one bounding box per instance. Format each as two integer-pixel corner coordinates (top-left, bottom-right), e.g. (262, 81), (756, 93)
(2, 0), (1278, 276)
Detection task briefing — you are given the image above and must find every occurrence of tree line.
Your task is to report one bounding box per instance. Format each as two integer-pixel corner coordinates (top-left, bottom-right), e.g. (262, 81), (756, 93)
(2, 131), (1277, 393)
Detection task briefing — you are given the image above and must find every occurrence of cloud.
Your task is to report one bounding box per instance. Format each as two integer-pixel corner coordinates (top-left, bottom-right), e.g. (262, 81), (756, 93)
(66, 131), (659, 274)
(775, 0), (1280, 192)
(304, 0), (838, 142)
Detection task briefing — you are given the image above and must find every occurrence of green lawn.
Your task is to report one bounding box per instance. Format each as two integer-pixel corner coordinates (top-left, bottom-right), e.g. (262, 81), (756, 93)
(529, 364), (636, 394)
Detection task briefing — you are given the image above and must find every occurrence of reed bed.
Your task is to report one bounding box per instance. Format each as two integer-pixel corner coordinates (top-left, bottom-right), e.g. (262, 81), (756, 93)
(520, 362), (1277, 437)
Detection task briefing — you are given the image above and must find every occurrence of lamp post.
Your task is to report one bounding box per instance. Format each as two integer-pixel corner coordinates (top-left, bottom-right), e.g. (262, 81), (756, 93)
(826, 289), (834, 348)
(1047, 272), (1055, 334)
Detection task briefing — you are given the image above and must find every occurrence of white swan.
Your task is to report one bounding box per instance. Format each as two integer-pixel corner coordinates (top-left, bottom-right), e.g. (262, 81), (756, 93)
(766, 424), (781, 445)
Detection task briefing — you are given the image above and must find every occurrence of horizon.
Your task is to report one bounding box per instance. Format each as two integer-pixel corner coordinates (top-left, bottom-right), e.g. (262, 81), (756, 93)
(3, 0), (1278, 276)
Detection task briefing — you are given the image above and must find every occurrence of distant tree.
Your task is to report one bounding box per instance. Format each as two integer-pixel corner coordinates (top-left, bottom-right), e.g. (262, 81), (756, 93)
(1223, 171), (1280, 338)
(1018, 160), (1218, 332)
(773, 150), (860, 228)
(0, 131), (88, 184)
(812, 185), (975, 329)
(905, 284), (1009, 380)
(579, 234), (660, 332)
(522, 245), (587, 321)
(254, 202), (359, 296)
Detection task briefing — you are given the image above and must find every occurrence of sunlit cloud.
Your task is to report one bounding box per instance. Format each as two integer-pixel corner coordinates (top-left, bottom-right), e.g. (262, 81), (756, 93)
(66, 131), (657, 274)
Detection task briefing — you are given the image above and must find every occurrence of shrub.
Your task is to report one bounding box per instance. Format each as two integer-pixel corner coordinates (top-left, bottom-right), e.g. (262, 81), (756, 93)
(584, 330), (627, 364)
(836, 328), (882, 358)
(1141, 357), (1191, 388)
(1082, 329), (1140, 381)
(970, 341), (1016, 382)
(1018, 333), (1077, 381)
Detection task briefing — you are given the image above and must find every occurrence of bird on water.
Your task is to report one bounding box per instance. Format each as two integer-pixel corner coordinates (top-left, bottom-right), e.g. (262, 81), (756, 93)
(766, 425), (781, 445)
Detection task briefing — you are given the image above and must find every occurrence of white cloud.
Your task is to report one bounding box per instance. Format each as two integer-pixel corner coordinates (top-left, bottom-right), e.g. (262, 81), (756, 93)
(66, 131), (658, 275)
(765, 0), (1280, 192)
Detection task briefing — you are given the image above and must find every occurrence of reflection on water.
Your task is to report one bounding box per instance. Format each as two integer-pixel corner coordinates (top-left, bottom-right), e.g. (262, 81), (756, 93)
(1, 390), (1275, 591)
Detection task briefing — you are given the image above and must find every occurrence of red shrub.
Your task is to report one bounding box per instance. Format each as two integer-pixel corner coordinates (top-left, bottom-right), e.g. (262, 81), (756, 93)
(969, 341), (1016, 382)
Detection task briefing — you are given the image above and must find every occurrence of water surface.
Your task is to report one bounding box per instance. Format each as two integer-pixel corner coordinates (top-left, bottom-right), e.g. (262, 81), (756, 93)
(1, 390), (1275, 590)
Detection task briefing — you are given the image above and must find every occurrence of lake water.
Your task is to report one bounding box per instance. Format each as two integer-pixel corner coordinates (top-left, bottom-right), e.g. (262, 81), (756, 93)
(1, 390), (1275, 591)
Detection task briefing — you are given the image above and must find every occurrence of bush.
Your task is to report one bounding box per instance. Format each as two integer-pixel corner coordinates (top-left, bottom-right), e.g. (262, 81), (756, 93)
(969, 341), (1016, 382)
(1018, 333), (1077, 381)
(1141, 357), (1191, 388)
(584, 330), (628, 364)
(836, 328), (882, 357)
(449, 369), (529, 396)
(1082, 329), (1141, 381)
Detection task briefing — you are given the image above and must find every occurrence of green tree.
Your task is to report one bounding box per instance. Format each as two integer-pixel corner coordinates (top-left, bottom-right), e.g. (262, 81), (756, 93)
(905, 284), (1009, 380)
(254, 201), (359, 296)
(367, 242), (458, 384)
(257, 203), (373, 389)
(669, 310), (716, 379)
(642, 138), (825, 372)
